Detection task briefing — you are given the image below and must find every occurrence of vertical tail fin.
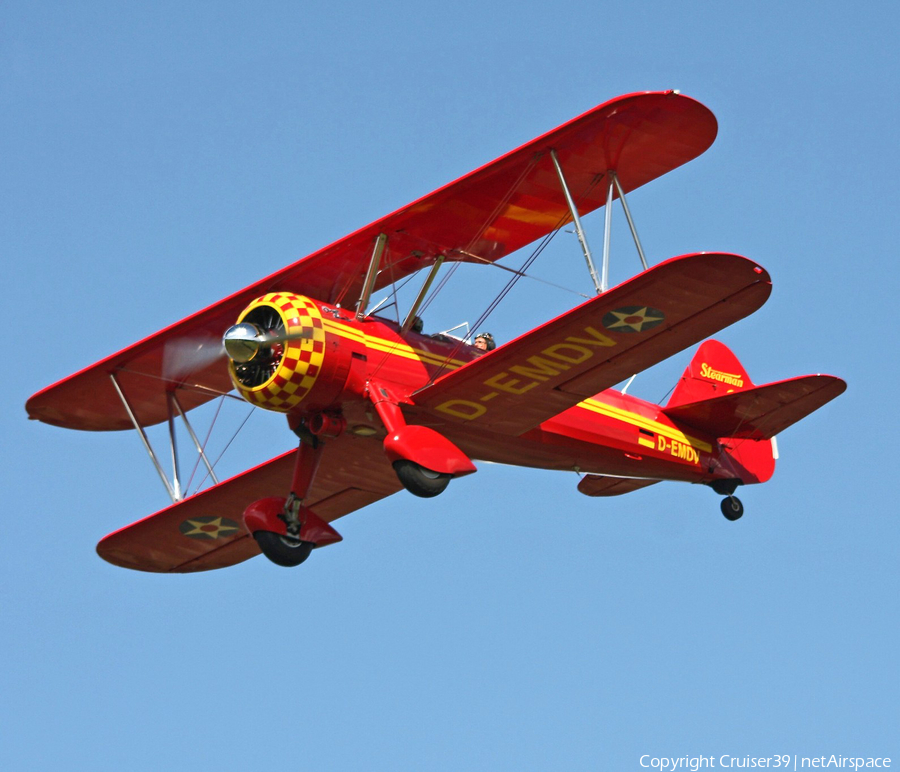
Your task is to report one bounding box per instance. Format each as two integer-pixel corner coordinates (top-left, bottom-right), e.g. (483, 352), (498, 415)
(666, 339), (754, 408)
(667, 340), (775, 484)
(665, 340), (845, 486)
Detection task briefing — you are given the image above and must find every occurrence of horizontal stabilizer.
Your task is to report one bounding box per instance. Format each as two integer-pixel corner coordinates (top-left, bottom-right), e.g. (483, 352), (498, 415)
(577, 475), (660, 497)
(662, 375), (846, 440)
(97, 433), (401, 573)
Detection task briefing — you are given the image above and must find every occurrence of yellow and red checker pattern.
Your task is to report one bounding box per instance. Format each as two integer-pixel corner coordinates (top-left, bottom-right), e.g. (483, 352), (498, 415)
(229, 293), (327, 412)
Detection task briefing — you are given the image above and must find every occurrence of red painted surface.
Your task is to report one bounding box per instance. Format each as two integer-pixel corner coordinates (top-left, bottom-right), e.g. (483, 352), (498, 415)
(663, 376), (846, 441)
(97, 432), (399, 572)
(289, 438), (325, 500)
(411, 253), (771, 434)
(87, 249), (843, 572)
(83, 248), (846, 572)
(242, 497), (342, 547)
(666, 339), (754, 407)
(28, 93), (847, 573)
(242, 497), (290, 535)
(577, 475), (660, 497)
(382, 424), (476, 476)
(27, 91), (715, 432)
(298, 510), (343, 548)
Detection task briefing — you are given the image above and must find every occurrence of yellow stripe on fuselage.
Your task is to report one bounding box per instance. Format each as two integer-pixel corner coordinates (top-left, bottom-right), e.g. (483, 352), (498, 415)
(578, 398), (712, 453)
(322, 318), (366, 344)
(321, 319), (467, 370)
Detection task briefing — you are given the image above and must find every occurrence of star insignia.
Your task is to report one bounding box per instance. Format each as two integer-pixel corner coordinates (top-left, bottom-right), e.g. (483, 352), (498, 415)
(179, 516), (241, 540)
(601, 306), (665, 333)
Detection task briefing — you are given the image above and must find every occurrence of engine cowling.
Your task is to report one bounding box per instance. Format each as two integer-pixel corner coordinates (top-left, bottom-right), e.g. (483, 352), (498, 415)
(227, 292), (352, 414)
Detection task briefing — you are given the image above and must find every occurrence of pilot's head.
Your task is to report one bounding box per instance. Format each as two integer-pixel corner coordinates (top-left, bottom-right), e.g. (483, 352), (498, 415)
(473, 332), (496, 352)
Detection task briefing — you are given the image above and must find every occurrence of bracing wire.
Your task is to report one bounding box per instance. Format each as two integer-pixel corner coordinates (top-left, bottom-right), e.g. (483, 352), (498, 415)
(117, 366), (245, 401)
(183, 395), (225, 493)
(461, 252), (591, 299)
(418, 155), (541, 318)
(190, 405), (256, 495)
(423, 173), (604, 384)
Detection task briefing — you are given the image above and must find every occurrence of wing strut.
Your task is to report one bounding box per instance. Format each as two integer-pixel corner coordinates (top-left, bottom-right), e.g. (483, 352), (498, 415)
(110, 372), (179, 502)
(165, 392), (182, 500)
(551, 149), (602, 294)
(401, 254), (445, 334)
(601, 170), (652, 286)
(109, 373), (221, 502)
(550, 155), (650, 294)
(356, 233), (388, 320)
(610, 171), (649, 271)
(601, 173), (614, 291)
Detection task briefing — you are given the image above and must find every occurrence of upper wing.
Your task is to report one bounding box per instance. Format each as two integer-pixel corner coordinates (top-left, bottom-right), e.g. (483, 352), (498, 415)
(96, 432), (402, 573)
(410, 253), (771, 436)
(662, 375), (847, 440)
(27, 91), (716, 432)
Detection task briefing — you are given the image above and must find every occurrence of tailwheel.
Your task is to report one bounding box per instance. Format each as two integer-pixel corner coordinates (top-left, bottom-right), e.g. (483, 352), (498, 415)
(720, 496), (744, 521)
(252, 531), (315, 567)
(393, 460), (451, 498)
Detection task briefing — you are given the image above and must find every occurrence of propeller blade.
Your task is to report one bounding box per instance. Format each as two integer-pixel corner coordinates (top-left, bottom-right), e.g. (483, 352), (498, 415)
(165, 322), (310, 383)
(260, 328), (313, 345)
(162, 335), (226, 381)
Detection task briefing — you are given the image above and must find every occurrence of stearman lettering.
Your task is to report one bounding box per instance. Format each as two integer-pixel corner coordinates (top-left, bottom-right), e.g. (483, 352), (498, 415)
(700, 361), (744, 388)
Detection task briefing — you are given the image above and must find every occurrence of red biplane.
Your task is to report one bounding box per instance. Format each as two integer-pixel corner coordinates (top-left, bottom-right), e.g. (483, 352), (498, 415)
(26, 91), (846, 572)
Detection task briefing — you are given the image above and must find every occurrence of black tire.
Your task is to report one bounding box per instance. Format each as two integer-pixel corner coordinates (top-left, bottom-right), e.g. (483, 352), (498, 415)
(721, 496), (744, 521)
(253, 530), (315, 567)
(393, 460), (451, 498)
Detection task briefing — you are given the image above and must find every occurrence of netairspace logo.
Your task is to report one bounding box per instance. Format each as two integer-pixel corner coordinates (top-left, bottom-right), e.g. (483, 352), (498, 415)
(639, 757), (891, 771)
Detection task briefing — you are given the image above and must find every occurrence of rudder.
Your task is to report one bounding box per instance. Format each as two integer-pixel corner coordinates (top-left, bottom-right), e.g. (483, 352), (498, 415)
(666, 340), (774, 485)
(666, 339), (754, 408)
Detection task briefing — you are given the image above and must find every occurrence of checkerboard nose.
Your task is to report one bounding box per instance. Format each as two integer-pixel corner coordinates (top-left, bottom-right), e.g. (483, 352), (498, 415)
(228, 293), (328, 413)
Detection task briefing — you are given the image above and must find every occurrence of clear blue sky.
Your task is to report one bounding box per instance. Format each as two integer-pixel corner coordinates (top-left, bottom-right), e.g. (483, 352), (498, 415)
(3, 2), (897, 770)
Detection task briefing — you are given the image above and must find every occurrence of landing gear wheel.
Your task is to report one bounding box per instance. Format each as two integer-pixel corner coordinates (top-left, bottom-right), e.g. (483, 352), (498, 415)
(253, 530), (315, 567)
(721, 496), (744, 521)
(393, 460), (451, 498)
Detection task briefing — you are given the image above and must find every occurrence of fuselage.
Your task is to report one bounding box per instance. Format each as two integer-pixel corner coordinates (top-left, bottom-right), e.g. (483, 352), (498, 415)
(280, 300), (743, 488)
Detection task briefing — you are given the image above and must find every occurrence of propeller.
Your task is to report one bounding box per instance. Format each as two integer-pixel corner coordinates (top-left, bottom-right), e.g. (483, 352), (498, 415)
(162, 335), (227, 382)
(223, 322), (312, 363)
(161, 309), (310, 384)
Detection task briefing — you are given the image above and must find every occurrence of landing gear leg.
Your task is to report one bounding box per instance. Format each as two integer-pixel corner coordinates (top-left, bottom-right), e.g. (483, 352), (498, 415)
(248, 418), (332, 567)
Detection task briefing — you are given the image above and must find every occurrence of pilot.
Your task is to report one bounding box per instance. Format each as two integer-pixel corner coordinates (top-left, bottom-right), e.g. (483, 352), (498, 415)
(473, 332), (496, 354)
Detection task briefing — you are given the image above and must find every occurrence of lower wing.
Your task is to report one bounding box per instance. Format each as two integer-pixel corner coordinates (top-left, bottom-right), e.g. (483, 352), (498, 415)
(97, 433), (402, 573)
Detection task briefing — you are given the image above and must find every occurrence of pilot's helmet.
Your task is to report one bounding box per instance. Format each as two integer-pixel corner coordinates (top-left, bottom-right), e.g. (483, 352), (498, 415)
(474, 332), (496, 351)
